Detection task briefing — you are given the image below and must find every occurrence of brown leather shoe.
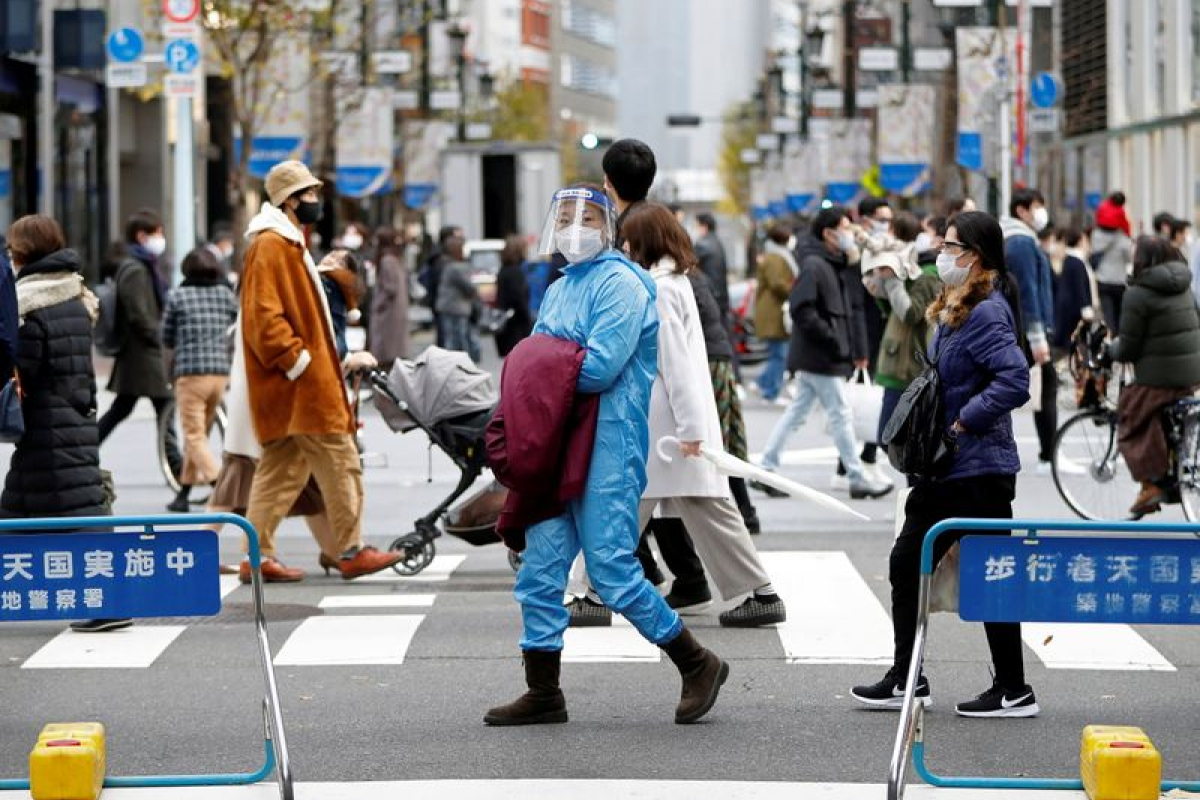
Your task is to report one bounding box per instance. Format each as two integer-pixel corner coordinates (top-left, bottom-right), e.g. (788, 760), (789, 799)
(335, 546), (403, 580)
(1130, 482), (1166, 516)
(238, 558), (305, 584)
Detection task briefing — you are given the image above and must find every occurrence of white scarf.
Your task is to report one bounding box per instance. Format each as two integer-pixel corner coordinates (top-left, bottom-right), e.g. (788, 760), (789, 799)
(16, 272), (98, 325)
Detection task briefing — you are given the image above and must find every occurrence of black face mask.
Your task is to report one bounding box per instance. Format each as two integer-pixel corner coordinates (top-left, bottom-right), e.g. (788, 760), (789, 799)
(293, 199), (322, 226)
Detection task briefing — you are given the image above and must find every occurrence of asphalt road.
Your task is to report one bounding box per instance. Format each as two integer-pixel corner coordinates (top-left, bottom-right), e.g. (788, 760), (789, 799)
(0, 341), (1197, 793)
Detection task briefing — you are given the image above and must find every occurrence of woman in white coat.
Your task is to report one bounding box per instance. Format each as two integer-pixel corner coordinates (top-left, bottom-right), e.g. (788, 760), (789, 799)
(622, 204), (786, 628)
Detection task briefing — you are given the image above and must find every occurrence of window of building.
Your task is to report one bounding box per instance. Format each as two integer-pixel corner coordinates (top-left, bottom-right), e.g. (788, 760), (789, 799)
(559, 54), (616, 98)
(560, 0), (616, 48)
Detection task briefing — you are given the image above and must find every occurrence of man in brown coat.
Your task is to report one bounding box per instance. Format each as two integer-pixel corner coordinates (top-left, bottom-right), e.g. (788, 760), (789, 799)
(238, 160), (400, 582)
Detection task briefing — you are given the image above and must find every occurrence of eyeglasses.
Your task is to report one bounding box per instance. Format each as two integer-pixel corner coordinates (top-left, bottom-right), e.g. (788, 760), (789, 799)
(940, 240), (972, 253)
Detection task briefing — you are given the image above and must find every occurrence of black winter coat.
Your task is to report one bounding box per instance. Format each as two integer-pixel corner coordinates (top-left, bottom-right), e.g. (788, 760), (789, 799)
(695, 231), (730, 312)
(494, 261), (533, 357)
(1109, 261), (1200, 388)
(787, 234), (866, 377)
(687, 270), (733, 361)
(2, 250), (107, 517)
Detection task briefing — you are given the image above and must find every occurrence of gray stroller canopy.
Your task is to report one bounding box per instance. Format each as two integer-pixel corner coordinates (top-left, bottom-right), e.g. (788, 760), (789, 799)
(376, 346), (497, 432)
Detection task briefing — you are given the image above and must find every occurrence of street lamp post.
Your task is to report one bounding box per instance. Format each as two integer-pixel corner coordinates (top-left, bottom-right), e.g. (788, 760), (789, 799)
(446, 20), (468, 142)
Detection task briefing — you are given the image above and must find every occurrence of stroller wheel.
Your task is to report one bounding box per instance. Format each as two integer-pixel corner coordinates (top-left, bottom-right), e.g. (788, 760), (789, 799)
(506, 550), (523, 573)
(389, 533), (436, 576)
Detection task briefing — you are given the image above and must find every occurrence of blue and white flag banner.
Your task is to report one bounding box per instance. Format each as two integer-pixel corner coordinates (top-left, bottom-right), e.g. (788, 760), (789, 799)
(956, 27), (1016, 174)
(337, 87), (394, 198)
(878, 85), (935, 196)
(234, 33), (310, 179)
(784, 138), (817, 214)
(824, 119), (872, 206)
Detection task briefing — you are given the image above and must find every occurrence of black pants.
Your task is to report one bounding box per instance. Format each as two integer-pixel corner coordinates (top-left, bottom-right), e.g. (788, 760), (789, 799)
(98, 395), (181, 471)
(1098, 282), (1124, 332)
(890, 474), (1026, 690)
(1033, 360), (1058, 463)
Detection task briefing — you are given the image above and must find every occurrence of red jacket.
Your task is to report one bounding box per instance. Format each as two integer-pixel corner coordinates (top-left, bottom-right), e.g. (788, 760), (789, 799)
(486, 334), (599, 551)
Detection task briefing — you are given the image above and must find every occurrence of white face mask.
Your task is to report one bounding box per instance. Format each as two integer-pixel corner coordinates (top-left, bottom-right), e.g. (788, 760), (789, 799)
(836, 230), (855, 253)
(1032, 207), (1050, 232)
(555, 225), (605, 263)
(342, 231), (364, 251)
(871, 220), (891, 235)
(936, 252), (971, 286)
(144, 235), (167, 257)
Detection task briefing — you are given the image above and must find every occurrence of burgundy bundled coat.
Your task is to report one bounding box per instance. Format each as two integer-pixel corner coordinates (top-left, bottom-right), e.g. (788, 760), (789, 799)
(485, 334), (600, 550)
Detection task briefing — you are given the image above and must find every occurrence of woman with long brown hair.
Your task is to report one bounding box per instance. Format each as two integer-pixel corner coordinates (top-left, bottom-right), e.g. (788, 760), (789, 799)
(621, 203), (786, 628)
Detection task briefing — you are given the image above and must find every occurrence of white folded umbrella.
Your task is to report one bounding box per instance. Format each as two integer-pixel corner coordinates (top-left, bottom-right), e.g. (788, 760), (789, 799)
(656, 436), (871, 522)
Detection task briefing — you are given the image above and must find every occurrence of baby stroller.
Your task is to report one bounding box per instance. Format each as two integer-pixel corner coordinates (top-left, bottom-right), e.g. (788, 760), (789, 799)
(370, 347), (518, 576)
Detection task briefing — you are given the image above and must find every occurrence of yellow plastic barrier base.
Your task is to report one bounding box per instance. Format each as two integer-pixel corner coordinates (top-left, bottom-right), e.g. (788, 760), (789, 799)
(29, 722), (106, 800)
(1081, 725), (1162, 800)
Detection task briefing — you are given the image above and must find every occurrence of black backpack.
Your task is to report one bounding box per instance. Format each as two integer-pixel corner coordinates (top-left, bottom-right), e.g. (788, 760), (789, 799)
(882, 337), (952, 479)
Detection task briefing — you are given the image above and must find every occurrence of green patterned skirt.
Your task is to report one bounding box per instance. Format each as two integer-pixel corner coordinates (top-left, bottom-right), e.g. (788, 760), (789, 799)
(709, 359), (748, 460)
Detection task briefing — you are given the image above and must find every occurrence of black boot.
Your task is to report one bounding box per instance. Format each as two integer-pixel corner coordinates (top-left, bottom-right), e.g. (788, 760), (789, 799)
(484, 650), (569, 726)
(661, 627), (729, 724)
(167, 485), (191, 513)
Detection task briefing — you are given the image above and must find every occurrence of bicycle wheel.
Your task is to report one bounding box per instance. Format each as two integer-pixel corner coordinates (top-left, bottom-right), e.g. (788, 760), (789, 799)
(158, 400), (228, 495)
(1052, 408), (1139, 521)
(1177, 409), (1200, 522)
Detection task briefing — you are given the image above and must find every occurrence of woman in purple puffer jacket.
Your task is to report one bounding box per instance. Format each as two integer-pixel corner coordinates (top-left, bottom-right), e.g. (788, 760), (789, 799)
(851, 211), (1039, 719)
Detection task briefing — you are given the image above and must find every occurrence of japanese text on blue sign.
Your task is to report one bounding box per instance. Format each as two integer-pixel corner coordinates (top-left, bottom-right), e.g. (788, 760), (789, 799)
(0, 531), (221, 621)
(959, 536), (1200, 625)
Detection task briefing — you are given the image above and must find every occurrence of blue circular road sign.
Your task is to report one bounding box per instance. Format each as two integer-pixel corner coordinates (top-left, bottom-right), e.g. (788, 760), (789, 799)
(1030, 72), (1060, 108)
(164, 39), (201, 74)
(106, 27), (145, 64)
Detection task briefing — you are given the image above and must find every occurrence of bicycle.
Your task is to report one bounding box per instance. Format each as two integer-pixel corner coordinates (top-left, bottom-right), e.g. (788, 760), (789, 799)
(157, 400), (228, 497)
(1050, 320), (1200, 521)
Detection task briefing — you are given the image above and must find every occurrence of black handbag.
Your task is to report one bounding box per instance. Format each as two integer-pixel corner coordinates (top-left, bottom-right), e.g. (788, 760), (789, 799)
(0, 370), (24, 444)
(882, 337), (951, 478)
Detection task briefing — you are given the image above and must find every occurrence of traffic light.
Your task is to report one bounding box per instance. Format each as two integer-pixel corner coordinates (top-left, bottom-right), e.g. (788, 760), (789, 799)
(579, 133), (613, 151)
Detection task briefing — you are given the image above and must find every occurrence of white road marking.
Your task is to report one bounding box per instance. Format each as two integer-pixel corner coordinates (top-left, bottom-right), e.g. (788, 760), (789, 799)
(0, 780), (1091, 798)
(563, 617), (661, 663)
(273, 615), (425, 666)
(318, 594), (436, 609)
(353, 554), (467, 583)
(219, 574), (240, 599)
(22, 625), (187, 669)
(1022, 622), (1176, 671)
(760, 551), (894, 665)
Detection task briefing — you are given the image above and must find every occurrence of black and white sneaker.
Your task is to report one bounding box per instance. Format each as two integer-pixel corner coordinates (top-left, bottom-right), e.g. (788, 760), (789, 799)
(955, 682), (1039, 718)
(566, 596), (612, 628)
(851, 667), (931, 709)
(718, 595), (786, 628)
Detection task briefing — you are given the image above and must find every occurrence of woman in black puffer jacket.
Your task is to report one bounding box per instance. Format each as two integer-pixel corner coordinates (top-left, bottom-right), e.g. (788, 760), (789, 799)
(1, 215), (106, 518)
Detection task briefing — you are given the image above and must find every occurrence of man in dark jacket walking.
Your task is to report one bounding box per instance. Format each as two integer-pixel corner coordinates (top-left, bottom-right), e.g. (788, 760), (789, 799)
(1001, 187), (1056, 472)
(756, 207), (892, 499)
(97, 209), (181, 479)
(419, 224), (462, 347)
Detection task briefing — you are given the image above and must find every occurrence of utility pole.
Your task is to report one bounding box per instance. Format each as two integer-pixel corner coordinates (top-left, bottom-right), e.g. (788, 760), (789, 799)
(997, 0), (1012, 219)
(420, 0), (431, 114)
(797, 0), (808, 139)
(38, 0), (54, 217)
(900, 0), (912, 83)
(842, 0), (856, 118)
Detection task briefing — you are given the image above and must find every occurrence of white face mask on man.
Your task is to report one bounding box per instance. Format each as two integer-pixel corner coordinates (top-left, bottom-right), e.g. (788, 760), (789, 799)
(1031, 206), (1050, 232)
(144, 235), (167, 257)
(555, 225), (605, 263)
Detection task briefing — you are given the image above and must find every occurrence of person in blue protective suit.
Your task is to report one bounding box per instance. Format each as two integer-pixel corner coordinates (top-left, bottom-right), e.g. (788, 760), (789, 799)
(484, 185), (729, 727)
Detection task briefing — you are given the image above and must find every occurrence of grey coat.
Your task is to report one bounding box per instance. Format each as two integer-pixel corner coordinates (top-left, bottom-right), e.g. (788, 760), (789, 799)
(108, 258), (171, 398)
(435, 259), (478, 318)
(370, 252), (410, 365)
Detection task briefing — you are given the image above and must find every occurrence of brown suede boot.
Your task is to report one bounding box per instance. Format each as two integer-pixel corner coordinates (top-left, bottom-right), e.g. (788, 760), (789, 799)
(483, 650), (568, 726)
(661, 627), (729, 724)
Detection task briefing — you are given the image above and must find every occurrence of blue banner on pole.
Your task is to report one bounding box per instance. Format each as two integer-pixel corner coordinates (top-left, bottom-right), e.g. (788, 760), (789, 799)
(336, 166), (392, 199)
(956, 132), (983, 172)
(403, 183), (437, 209)
(959, 535), (1200, 625)
(0, 530), (221, 621)
(234, 137), (309, 180)
(786, 193), (815, 213)
(752, 205), (771, 222)
(826, 182), (859, 205)
(879, 163), (930, 194)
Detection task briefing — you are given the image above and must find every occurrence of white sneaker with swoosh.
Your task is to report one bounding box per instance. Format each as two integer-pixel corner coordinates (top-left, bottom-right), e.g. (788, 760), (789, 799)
(955, 683), (1039, 718)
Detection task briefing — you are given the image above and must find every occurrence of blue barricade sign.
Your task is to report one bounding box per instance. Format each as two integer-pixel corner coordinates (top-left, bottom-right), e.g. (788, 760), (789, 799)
(959, 535), (1200, 625)
(0, 530), (221, 621)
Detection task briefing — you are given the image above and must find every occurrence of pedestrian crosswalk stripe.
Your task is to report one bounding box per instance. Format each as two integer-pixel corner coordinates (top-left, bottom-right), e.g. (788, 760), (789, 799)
(22, 625), (187, 669)
(0, 779), (1091, 798)
(760, 551), (894, 665)
(273, 615), (426, 666)
(1021, 622), (1176, 671)
(563, 617), (661, 663)
(219, 574), (240, 599)
(354, 554), (467, 583)
(318, 594), (436, 609)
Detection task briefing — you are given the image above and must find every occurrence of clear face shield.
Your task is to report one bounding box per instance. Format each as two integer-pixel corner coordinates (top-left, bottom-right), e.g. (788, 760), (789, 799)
(536, 187), (617, 263)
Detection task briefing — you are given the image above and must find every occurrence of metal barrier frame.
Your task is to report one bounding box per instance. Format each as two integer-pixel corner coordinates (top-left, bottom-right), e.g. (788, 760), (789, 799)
(888, 517), (1200, 800)
(0, 513), (293, 800)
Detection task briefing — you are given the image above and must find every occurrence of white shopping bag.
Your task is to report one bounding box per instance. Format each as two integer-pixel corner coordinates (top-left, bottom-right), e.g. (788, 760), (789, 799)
(846, 367), (884, 443)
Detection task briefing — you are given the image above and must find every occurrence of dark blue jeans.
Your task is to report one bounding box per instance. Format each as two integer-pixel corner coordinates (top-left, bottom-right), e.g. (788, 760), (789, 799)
(757, 339), (788, 400)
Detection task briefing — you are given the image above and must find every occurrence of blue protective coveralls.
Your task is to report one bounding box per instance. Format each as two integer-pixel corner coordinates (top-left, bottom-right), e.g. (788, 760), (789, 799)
(514, 250), (683, 651)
